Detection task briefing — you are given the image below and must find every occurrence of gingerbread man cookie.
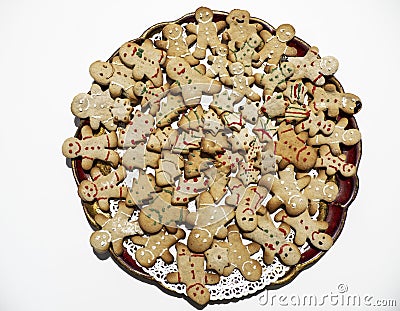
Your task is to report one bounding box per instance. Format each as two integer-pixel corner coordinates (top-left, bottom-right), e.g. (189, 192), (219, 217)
(223, 9), (262, 51)
(254, 62), (295, 96)
(254, 24), (297, 69)
(155, 23), (198, 65)
(186, 192), (234, 253)
(289, 46), (339, 86)
(275, 209), (333, 251)
(243, 212), (301, 265)
(132, 228), (185, 268)
(206, 43), (231, 84)
(78, 166), (132, 211)
(259, 164), (310, 216)
(71, 84), (116, 131)
(89, 56), (138, 102)
(62, 125), (119, 170)
(166, 242), (220, 305)
(90, 201), (143, 255)
(185, 6), (226, 59)
(315, 145), (357, 177)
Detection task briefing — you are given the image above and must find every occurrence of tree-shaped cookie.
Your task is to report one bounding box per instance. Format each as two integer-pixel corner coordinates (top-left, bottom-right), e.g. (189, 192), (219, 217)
(275, 209), (333, 251)
(117, 110), (154, 148)
(260, 164), (310, 216)
(70, 84), (116, 131)
(119, 39), (166, 87)
(90, 201), (143, 256)
(78, 166), (132, 212)
(275, 122), (317, 170)
(89, 56), (138, 102)
(146, 126), (177, 152)
(184, 149), (213, 179)
(185, 6), (226, 59)
(186, 192), (234, 253)
(132, 228), (185, 268)
(306, 82), (362, 117)
(243, 212), (301, 266)
(307, 117), (361, 156)
(129, 170), (157, 207)
(121, 142), (161, 171)
(172, 174), (209, 204)
(138, 187), (188, 234)
(166, 242), (220, 306)
(62, 125), (119, 170)
(156, 93), (186, 128)
(155, 23), (198, 66)
(302, 170), (339, 215)
(289, 46), (339, 86)
(252, 116), (278, 143)
(315, 145), (357, 177)
(254, 24), (297, 69)
(178, 105), (204, 132)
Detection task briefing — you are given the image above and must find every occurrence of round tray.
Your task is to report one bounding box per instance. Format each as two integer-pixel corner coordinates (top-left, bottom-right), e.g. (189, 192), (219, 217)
(68, 8), (361, 304)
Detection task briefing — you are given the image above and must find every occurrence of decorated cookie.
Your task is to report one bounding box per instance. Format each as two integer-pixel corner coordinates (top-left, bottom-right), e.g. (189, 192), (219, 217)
(228, 33), (263, 76)
(261, 93), (288, 118)
(235, 185), (269, 232)
(121, 142), (161, 170)
(225, 62), (261, 102)
(210, 89), (236, 115)
(129, 170), (157, 207)
(110, 97), (133, 124)
(275, 209), (334, 251)
(90, 201), (143, 255)
(139, 187), (188, 234)
(295, 110), (335, 137)
(166, 242), (220, 305)
(254, 24), (297, 69)
(259, 164), (310, 216)
(146, 126), (177, 152)
(71, 84), (116, 131)
(172, 174), (209, 204)
(186, 192), (234, 253)
(78, 166), (132, 211)
(306, 82), (362, 117)
(167, 58), (222, 106)
(307, 117), (361, 155)
(155, 23), (198, 65)
(302, 170), (339, 215)
(206, 43), (231, 84)
(118, 110), (154, 148)
(254, 62), (295, 96)
(156, 93), (186, 128)
(223, 9), (262, 51)
(289, 46), (339, 86)
(243, 212), (301, 265)
(89, 56), (138, 102)
(315, 145), (357, 177)
(207, 225), (262, 281)
(275, 122), (317, 170)
(132, 228), (185, 268)
(185, 6), (226, 59)
(62, 125), (119, 170)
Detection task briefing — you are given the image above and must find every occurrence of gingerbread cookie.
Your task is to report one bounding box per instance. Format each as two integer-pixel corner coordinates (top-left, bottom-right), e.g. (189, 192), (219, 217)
(275, 209), (333, 251)
(71, 84), (116, 131)
(90, 201), (143, 255)
(62, 125), (119, 170)
(243, 212), (301, 265)
(119, 39), (166, 87)
(185, 6), (226, 59)
(132, 228), (185, 268)
(89, 56), (138, 102)
(155, 23), (198, 65)
(166, 242), (220, 305)
(78, 166), (132, 211)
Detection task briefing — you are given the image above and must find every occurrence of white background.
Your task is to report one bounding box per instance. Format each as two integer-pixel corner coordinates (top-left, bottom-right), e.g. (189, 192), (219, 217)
(1, 0), (399, 310)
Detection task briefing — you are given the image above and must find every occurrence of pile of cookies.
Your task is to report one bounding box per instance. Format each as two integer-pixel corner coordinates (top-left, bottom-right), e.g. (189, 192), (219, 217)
(62, 7), (361, 305)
